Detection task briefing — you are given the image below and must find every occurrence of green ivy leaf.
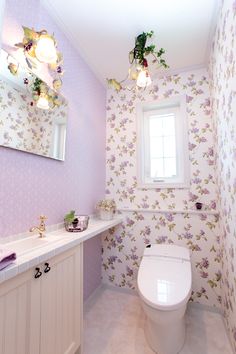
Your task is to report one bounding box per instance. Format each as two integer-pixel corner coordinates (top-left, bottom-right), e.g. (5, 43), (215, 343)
(22, 26), (35, 40)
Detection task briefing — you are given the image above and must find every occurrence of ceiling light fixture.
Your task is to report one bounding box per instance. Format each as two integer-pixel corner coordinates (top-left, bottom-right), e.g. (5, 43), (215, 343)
(107, 31), (168, 92)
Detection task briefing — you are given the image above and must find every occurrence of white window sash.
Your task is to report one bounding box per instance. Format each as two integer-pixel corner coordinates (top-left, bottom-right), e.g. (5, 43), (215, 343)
(144, 107), (178, 181)
(137, 95), (190, 189)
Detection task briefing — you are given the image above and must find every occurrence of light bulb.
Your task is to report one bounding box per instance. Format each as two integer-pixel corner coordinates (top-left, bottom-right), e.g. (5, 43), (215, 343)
(37, 95), (49, 110)
(35, 35), (57, 64)
(136, 69), (152, 88)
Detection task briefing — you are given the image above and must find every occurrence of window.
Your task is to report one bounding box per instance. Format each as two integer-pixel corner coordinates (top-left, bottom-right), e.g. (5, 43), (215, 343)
(137, 96), (189, 189)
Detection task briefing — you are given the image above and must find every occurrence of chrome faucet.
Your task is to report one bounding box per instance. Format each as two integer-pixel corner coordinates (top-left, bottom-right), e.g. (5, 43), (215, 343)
(29, 215), (47, 238)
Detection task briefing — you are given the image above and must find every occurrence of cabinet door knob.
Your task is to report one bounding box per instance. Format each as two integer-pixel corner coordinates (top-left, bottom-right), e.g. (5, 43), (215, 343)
(34, 267), (42, 279)
(44, 262), (51, 273)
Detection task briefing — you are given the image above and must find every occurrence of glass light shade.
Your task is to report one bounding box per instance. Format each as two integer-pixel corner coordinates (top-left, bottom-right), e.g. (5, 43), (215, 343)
(128, 63), (142, 81)
(136, 69), (152, 88)
(36, 95), (49, 110)
(35, 36), (57, 64)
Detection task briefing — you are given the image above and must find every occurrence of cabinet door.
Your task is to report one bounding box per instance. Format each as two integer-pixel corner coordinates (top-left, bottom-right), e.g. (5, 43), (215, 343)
(0, 268), (41, 354)
(40, 245), (82, 354)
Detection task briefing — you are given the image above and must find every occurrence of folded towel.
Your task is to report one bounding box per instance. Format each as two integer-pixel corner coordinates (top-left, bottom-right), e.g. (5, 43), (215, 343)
(0, 248), (16, 270)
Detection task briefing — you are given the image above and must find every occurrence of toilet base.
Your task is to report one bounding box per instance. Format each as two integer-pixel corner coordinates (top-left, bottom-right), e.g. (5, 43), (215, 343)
(142, 302), (187, 354)
(145, 317), (185, 354)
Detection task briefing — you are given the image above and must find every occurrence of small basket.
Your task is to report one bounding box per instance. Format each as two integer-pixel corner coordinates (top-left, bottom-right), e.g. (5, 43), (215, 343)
(99, 209), (114, 221)
(64, 215), (89, 232)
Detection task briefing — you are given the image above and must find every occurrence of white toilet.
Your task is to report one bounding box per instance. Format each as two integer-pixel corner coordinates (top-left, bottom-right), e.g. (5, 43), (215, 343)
(137, 244), (192, 354)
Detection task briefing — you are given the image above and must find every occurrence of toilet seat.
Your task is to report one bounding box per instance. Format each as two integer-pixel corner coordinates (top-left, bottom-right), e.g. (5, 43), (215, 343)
(137, 245), (192, 311)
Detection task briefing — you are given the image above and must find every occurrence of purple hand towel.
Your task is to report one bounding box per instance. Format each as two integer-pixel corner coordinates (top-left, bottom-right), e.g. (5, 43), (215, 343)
(0, 248), (17, 270)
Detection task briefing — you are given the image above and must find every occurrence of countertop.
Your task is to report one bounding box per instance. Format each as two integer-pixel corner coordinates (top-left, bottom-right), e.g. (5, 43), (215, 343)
(0, 217), (122, 285)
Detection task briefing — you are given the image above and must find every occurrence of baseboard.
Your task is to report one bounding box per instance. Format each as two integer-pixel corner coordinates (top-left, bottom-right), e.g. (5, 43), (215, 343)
(101, 282), (138, 296)
(84, 283), (104, 311)
(188, 301), (223, 315)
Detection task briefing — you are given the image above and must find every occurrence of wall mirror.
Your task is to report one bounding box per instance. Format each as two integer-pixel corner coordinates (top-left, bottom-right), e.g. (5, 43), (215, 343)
(0, 49), (68, 160)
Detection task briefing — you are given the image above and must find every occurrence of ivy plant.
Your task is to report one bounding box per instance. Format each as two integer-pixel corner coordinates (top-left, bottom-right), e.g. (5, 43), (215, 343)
(107, 30), (169, 92)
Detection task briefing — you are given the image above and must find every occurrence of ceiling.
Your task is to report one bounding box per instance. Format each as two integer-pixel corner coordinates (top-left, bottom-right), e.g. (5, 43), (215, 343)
(41, 0), (220, 86)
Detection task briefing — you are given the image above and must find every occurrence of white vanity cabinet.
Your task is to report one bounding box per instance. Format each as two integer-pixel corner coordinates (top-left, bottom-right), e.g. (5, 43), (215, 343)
(0, 244), (82, 354)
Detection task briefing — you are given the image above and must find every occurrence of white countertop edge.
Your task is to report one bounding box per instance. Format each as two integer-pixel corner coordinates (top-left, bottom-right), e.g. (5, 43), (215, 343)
(0, 217), (123, 285)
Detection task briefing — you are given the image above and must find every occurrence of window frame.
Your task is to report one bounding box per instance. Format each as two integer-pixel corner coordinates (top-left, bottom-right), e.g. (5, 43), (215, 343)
(137, 95), (190, 189)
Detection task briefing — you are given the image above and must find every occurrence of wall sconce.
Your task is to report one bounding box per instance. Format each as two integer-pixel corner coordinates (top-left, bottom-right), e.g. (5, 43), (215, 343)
(28, 76), (61, 109)
(107, 31), (168, 92)
(35, 35), (58, 64)
(15, 26), (63, 92)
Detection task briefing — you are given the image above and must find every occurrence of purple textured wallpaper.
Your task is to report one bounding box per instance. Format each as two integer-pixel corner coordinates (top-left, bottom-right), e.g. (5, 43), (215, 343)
(1, 0), (105, 299)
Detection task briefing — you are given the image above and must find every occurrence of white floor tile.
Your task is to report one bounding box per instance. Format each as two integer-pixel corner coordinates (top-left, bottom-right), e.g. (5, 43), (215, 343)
(84, 287), (233, 354)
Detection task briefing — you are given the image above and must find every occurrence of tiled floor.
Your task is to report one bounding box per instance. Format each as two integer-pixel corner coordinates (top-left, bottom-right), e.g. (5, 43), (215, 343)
(84, 286), (233, 354)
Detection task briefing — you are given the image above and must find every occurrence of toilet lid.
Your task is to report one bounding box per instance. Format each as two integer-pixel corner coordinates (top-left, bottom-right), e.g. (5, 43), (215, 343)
(137, 245), (192, 311)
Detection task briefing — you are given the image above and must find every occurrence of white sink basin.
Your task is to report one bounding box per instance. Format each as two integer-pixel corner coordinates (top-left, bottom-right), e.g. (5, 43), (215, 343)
(6, 235), (64, 256)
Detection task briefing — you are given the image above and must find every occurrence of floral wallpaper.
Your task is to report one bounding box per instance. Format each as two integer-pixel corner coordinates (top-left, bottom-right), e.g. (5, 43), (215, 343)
(210, 0), (236, 351)
(0, 78), (67, 159)
(103, 68), (222, 309)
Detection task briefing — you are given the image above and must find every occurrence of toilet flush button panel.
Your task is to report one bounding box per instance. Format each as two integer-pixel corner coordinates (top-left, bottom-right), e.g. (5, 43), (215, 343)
(143, 244), (190, 260)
